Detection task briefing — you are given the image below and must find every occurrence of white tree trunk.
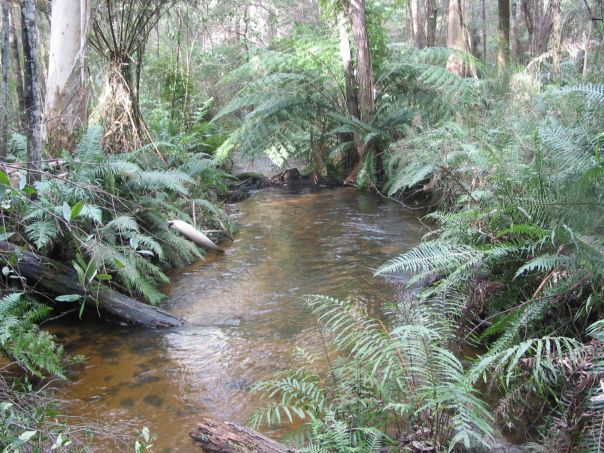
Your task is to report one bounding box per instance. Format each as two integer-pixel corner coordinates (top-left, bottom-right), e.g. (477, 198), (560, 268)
(43, 0), (90, 155)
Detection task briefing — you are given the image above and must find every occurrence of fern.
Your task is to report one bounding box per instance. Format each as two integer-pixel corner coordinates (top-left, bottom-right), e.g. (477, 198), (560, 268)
(252, 295), (494, 451)
(0, 294), (64, 377)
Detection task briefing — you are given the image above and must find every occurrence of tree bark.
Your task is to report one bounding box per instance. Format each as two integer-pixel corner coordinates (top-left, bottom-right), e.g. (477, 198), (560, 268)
(43, 0), (91, 156)
(20, 0), (42, 184)
(336, 10), (359, 173)
(497, 0), (510, 71)
(337, 12), (359, 121)
(190, 418), (297, 453)
(551, 0), (561, 74)
(426, 0), (438, 47)
(511, 0), (521, 60)
(521, 0), (554, 56)
(349, 0), (373, 123)
(9, 6), (25, 129)
(481, 0), (487, 60)
(1, 0), (9, 160)
(345, 0), (375, 183)
(0, 241), (185, 328)
(447, 0), (466, 75)
(412, 0), (426, 48)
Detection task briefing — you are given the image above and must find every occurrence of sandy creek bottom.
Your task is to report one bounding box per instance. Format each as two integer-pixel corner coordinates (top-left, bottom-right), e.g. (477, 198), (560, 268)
(49, 187), (425, 452)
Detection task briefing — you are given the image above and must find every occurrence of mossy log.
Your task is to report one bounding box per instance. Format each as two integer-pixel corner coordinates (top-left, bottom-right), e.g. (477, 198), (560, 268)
(0, 241), (184, 328)
(190, 418), (297, 453)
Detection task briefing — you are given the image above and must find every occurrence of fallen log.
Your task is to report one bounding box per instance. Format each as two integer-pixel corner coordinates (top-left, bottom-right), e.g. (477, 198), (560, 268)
(190, 418), (298, 453)
(168, 220), (225, 253)
(0, 242), (184, 328)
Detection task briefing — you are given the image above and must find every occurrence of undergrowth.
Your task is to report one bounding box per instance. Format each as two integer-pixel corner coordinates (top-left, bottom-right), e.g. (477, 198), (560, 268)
(250, 73), (604, 451)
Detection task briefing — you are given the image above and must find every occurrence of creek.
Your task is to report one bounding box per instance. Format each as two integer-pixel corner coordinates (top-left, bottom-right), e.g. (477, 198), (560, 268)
(50, 186), (424, 452)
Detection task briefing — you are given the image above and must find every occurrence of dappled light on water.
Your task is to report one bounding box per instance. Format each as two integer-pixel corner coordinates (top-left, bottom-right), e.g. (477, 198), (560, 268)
(50, 187), (423, 451)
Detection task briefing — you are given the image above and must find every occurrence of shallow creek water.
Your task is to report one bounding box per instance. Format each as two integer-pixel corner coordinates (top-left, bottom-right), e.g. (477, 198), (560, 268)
(49, 187), (425, 452)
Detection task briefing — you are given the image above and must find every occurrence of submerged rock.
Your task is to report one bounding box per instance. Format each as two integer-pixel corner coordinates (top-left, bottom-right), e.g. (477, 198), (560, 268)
(143, 394), (164, 407)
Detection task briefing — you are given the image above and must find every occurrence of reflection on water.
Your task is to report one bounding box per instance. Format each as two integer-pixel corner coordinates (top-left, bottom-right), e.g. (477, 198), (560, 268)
(50, 187), (424, 452)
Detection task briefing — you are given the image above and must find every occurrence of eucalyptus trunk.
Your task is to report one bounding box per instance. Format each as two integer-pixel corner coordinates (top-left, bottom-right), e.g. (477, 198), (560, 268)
(9, 6), (24, 130)
(481, 0), (487, 60)
(498, 0), (511, 71)
(20, 0), (42, 184)
(337, 11), (359, 121)
(511, 0), (521, 59)
(412, 0), (426, 48)
(521, 0), (554, 56)
(349, 0), (373, 124)
(1, 0), (10, 160)
(43, 0), (91, 155)
(551, 0), (561, 74)
(426, 0), (438, 47)
(337, 10), (360, 173)
(346, 0), (375, 183)
(447, 0), (466, 75)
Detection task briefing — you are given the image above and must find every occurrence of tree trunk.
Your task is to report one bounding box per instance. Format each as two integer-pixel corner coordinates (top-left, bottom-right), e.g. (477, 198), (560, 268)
(551, 0), (561, 74)
(43, 0), (91, 156)
(0, 241), (185, 328)
(580, 0), (596, 78)
(338, 12), (359, 120)
(497, 0), (510, 71)
(522, 0), (554, 56)
(521, 0), (535, 54)
(345, 0), (375, 183)
(534, 2), (554, 55)
(190, 418), (297, 453)
(426, 0), (438, 47)
(9, 6), (25, 129)
(481, 0), (487, 60)
(511, 0), (521, 60)
(1, 0), (9, 160)
(20, 0), (42, 184)
(349, 0), (374, 123)
(447, 0), (466, 75)
(412, 0), (426, 48)
(337, 10), (359, 173)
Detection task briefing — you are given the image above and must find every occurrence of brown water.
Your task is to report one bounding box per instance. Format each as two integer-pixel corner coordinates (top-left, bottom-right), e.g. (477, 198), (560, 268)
(50, 187), (424, 452)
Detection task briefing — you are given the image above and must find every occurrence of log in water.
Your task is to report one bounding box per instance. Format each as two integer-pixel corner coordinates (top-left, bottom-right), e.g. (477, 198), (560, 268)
(190, 418), (297, 452)
(0, 241), (184, 328)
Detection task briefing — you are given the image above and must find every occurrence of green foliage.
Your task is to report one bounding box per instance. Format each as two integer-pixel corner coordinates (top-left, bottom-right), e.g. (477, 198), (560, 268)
(216, 39), (478, 183)
(0, 293), (64, 377)
(1, 126), (234, 306)
(251, 296), (494, 452)
(213, 26), (343, 171)
(379, 78), (604, 450)
(251, 76), (603, 452)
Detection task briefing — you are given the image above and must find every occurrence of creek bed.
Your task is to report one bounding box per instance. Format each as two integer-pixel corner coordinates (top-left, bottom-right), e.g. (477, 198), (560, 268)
(50, 187), (424, 452)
